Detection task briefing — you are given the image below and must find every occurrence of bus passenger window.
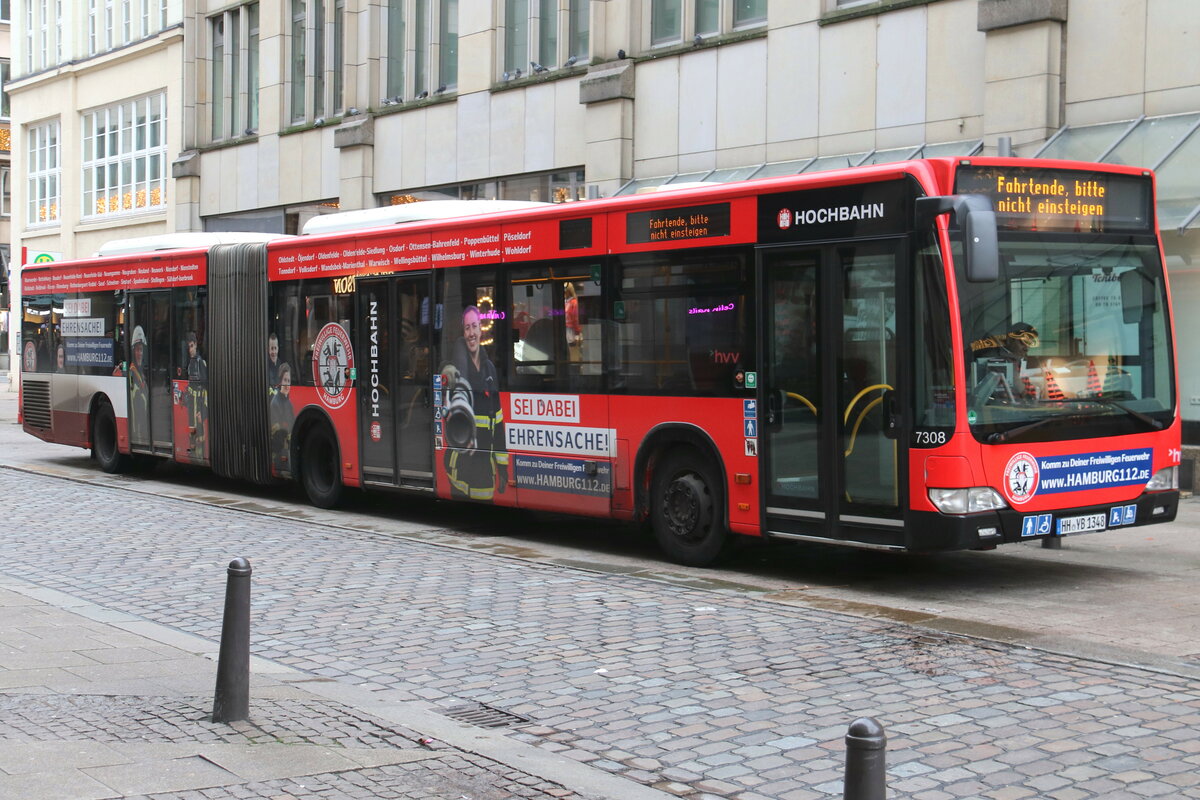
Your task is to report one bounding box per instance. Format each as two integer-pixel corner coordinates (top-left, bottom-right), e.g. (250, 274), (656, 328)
(508, 265), (601, 391)
(616, 251), (753, 396)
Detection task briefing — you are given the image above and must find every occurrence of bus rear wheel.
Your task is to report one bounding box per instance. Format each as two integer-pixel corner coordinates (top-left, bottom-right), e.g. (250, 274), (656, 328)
(650, 450), (728, 567)
(92, 402), (129, 474)
(300, 424), (343, 508)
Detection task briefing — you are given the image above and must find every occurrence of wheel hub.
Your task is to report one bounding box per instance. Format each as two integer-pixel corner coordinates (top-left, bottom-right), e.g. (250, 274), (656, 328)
(665, 474), (709, 540)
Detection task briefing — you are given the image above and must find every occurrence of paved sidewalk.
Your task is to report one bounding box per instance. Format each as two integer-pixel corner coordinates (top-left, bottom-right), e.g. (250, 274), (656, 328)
(0, 576), (671, 800)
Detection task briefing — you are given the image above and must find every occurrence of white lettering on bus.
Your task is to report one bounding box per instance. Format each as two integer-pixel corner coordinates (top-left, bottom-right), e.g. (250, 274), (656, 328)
(793, 203), (886, 226)
(369, 300), (381, 417)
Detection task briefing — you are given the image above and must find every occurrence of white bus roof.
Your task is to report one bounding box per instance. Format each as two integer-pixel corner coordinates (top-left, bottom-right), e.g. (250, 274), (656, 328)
(301, 200), (552, 236)
(94, 232), (292, 258)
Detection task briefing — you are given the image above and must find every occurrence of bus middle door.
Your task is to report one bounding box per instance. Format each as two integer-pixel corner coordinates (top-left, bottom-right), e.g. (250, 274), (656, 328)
(759, 240), (907, 546)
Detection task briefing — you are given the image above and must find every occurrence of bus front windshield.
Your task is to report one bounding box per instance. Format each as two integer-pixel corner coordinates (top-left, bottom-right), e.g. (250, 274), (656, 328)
(957, 235), (1174, 444)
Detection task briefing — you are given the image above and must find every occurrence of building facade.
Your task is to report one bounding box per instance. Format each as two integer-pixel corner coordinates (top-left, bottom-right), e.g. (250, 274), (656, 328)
(7, 0), (1200, 456)
(0, 0), (12, 372)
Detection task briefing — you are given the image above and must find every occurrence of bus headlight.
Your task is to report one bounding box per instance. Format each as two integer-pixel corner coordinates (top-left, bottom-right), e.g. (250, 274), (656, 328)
(929, 487), (1008, 514)
(1145, 466), (1178, 492)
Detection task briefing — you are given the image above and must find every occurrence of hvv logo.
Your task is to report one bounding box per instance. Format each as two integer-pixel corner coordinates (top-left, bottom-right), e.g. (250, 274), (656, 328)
(711, 350), (741, 364)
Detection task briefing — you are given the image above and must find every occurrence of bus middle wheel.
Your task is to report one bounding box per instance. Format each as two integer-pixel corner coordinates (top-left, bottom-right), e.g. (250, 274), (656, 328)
(650, 450), (728, 567)
(300, 424), (343, 508)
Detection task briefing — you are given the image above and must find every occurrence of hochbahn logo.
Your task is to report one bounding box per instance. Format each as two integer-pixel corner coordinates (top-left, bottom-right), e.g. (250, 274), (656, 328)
(313, 323), (354, 409)
(777, 209), (792, 230)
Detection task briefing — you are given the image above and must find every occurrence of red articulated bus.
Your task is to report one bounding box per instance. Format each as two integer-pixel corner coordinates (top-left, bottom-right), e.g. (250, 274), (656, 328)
(19, 157), (1181, 565)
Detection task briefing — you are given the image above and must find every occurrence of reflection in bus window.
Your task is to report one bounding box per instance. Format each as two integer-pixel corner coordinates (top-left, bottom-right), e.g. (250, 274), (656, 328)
(294, 282), (352, 386)
(508, 264), (602, 392)
(21, 296), (53, 373)
(615, 250), (753, 396)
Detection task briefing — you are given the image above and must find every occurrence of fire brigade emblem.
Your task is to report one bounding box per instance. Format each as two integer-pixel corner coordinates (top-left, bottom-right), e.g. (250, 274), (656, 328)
(313, 323), (354, 409)
(777, 208), (792, 230)
(1003, 451), (1040, 505)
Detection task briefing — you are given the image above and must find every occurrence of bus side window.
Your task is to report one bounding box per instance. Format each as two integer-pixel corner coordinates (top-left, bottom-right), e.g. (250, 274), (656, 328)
(271, 285), (301, 386)
(616, 250), (752, 396)
(510, 269), (559, 387)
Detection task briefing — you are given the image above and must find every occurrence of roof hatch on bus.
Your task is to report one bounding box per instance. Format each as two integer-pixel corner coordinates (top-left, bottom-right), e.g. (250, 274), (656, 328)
(301, 200), (552, 236)
(94, 232), (293, 258)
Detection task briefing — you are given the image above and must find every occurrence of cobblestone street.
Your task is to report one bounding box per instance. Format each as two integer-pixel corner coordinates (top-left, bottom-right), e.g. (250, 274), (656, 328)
(3, 465), (1200, 799)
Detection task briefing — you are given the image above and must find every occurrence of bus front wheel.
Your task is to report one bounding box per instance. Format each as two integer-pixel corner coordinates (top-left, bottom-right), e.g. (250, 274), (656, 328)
(300, 424), (343, 508)
(92, 402), (129, 474)
(650, 450), (728, 567)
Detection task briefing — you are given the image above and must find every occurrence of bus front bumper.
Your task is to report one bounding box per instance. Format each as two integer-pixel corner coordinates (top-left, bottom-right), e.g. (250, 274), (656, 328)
(906, 491), (1180, 551)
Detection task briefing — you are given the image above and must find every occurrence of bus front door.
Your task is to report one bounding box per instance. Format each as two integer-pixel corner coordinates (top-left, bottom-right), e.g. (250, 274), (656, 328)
(760, 242), (906, 545)
(357, 275), (435, 489)
(128, 291), (174, 457)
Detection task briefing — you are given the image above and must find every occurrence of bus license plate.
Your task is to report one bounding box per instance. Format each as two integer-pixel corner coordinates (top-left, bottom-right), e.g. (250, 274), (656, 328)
(1057, 513), (1107, 535)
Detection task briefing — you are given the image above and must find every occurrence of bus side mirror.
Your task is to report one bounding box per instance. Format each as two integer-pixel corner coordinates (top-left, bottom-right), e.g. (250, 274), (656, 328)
(915, 194), (1000, 283)
(1120, 270), (1147, 324)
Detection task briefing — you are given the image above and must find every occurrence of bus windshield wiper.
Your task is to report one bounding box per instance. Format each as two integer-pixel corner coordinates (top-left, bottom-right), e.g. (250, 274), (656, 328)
(988, 399), (1164, 444)
(987, 415), (1062, 443)
(1059, 396), (1164, 431)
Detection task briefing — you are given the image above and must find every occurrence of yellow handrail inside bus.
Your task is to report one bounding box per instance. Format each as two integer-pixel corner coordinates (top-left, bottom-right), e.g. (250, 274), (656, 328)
(842, 383), (897, 506)
(844, 383), (892, 424)
(785, 392), (818, 416)
(844, 397), (884, 458)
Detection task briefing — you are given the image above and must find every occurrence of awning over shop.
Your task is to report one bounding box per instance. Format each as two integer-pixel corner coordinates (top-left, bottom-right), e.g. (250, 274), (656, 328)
(1035, 113), (1200, 234)
(614, 139), (984, 196)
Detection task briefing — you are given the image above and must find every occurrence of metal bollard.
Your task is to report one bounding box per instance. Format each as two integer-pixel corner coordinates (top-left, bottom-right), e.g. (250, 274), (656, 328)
(843, 717), (887, 800)
(212, 557), (252, 723)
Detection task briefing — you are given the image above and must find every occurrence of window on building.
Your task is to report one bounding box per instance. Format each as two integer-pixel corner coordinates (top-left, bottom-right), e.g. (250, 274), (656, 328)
(55, 0), (63, 62)
(290, 0), (347, 123)
(82, 93), (167, 218)
(210, 3), (259, 141)
(313, 0), (326, 118)
(382, 0), (458, 102)
(1, 61), (10, 120)
(27, 120), (61, 225)
(332, 0), (345, 113)
(385, 0), (405, 99)
(248, 5), (260, 131)
(86, 0), (170, 55)
(650, 0), (766, 46)
(1, 166), (10, 217)
(0, 0), (9, 23)
(25, 2), (33, 72)
(290, 0), (306, 122)
(503, 0), (588, 76)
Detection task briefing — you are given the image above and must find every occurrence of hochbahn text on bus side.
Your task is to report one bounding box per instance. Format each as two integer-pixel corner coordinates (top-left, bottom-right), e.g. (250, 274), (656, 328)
(18, 157), (1181, 566)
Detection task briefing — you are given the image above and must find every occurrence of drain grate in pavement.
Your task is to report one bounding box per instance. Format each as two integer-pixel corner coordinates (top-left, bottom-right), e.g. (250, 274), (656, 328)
(439, 701), (531, 729)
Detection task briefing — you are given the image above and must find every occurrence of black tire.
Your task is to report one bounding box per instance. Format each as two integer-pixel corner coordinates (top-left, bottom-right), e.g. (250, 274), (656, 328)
(300, 423), (343, 508)
(92, 402), (130, 474)
(650, 449), (728, 567)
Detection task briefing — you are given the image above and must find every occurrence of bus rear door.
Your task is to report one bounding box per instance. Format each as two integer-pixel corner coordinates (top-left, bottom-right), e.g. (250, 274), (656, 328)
(759, 240), (908, 546)
(357, 274), (435, 490)
(128, 291), (174, 457)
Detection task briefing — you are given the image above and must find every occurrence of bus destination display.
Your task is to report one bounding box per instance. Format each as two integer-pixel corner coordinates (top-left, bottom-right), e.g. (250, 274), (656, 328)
(626, 203), (731, 245)
(955, 166), (1153, 233)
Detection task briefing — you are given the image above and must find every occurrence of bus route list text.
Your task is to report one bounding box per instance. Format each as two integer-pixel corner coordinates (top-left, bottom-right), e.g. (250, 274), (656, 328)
(25, 263), (202, 292)
(273, 230), (535, 275)
(649, 213), (713, 241)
